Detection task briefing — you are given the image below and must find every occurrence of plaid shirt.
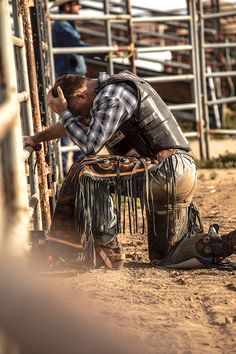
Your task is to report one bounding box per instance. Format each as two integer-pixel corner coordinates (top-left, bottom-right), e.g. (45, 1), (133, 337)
(60, 74), (138, 155)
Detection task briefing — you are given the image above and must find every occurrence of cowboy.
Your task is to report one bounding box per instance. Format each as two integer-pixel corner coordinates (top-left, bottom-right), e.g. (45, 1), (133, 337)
(24, 71), (236, 269)
(51, 0), (87, 175)
(51, 0), (86, 77)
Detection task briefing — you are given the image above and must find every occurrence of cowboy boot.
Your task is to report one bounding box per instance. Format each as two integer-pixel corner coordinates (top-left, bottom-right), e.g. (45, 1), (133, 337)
(196, 224), (236, 262)
(95, 239), (125, 270)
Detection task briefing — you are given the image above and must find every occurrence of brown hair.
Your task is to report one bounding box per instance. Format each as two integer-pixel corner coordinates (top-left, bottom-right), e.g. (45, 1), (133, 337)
(52, 74), (88, 100)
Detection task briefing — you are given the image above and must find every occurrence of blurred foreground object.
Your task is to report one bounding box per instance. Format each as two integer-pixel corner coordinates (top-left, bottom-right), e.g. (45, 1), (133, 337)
(0, 251), (143, 354)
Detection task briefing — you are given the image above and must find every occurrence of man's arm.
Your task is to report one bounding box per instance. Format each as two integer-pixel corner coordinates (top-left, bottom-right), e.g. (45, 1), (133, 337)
(23, 86), (69, 149)
(23, 122), (68, 150)
(60, 83), (138, 155)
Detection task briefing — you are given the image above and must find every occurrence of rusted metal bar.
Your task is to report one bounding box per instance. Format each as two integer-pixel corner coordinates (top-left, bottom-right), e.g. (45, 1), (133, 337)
(12, 0), (42, 230)
(206, 129), (236, 135)
(20, 0), (51, 230)
(33, 0), (57, 213)
(30, 1), (48, 126)
(103, 0), (113, 75)
(125, 0), (136, 74)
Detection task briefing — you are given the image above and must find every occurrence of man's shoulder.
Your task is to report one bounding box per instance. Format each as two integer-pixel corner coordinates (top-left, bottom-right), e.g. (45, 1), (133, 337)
(53, 20), (74, 31)
(101, 81), (138, 96)
(94, 82), (138, 110)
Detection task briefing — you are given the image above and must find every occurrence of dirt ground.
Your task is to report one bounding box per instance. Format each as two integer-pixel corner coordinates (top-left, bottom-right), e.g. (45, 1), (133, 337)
(44, 167), (236, 354)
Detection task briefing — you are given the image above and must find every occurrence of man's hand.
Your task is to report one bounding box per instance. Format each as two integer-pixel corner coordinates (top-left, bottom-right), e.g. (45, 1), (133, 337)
(47, 86), (68, 115)
(23, 136), (42, 151)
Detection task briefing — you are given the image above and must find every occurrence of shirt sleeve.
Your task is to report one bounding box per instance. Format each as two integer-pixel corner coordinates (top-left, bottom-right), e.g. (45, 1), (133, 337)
(60, 83), (138, 155)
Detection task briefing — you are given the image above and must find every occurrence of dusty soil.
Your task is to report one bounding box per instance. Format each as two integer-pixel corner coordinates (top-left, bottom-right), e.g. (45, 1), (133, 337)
(47, 168), (236, 354)
(190, 136), (236, 160)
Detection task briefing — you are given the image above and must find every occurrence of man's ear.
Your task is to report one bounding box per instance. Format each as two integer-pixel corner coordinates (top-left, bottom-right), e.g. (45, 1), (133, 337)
(75, 92), (87, 99)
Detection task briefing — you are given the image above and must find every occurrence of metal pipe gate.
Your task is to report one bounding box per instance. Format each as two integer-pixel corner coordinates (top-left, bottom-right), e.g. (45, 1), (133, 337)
(0, 0), (28, 258)
(1, 0), (236, 246)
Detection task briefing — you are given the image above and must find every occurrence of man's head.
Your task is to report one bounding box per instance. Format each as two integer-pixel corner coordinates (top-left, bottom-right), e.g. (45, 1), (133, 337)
(52, 74), (97, 116)
(52, 0), (81, 14)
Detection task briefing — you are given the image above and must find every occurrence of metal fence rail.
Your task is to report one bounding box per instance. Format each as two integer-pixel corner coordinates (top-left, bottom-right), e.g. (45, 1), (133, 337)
(11, 0), (43, 230)
(199, 1), (236, 158)
(20, 1), (52, 229)
(134, 2), (205, 157)
(1, 0), (236, 251)
(51, 0), (236, 160)
(2, 1), (236, 349)
(48, 0), (205, 157)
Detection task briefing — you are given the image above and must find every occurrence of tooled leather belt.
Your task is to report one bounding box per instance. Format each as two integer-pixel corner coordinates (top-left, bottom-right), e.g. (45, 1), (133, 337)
(156, 148), (194, 163)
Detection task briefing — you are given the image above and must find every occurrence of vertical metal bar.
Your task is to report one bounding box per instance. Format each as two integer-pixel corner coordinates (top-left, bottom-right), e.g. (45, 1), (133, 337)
(103, 0), (114, 74)
(46, 0), (67, 182)
(125, 0), (136, 74)
(0, 147), (4, 242)
(11, 0), (42, 229)
(31, 0), (57, 212)
(206, 65), (221, 128)
(20, 0), (51, 229)
(189, 0), (205, 159)
(46, 0), (56, 86)
(199, 0), (211, 159)
(198, 3), (236, 141)
(30, 1), (48, 127)
(0, 0), (29, 256)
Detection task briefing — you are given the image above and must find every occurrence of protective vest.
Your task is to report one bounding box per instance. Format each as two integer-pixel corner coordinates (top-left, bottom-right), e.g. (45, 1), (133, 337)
(97, 70), (191, 157)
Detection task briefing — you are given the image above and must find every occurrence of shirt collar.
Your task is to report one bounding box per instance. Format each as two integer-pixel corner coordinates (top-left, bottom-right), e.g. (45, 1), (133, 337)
(93, 72), (110, 93)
